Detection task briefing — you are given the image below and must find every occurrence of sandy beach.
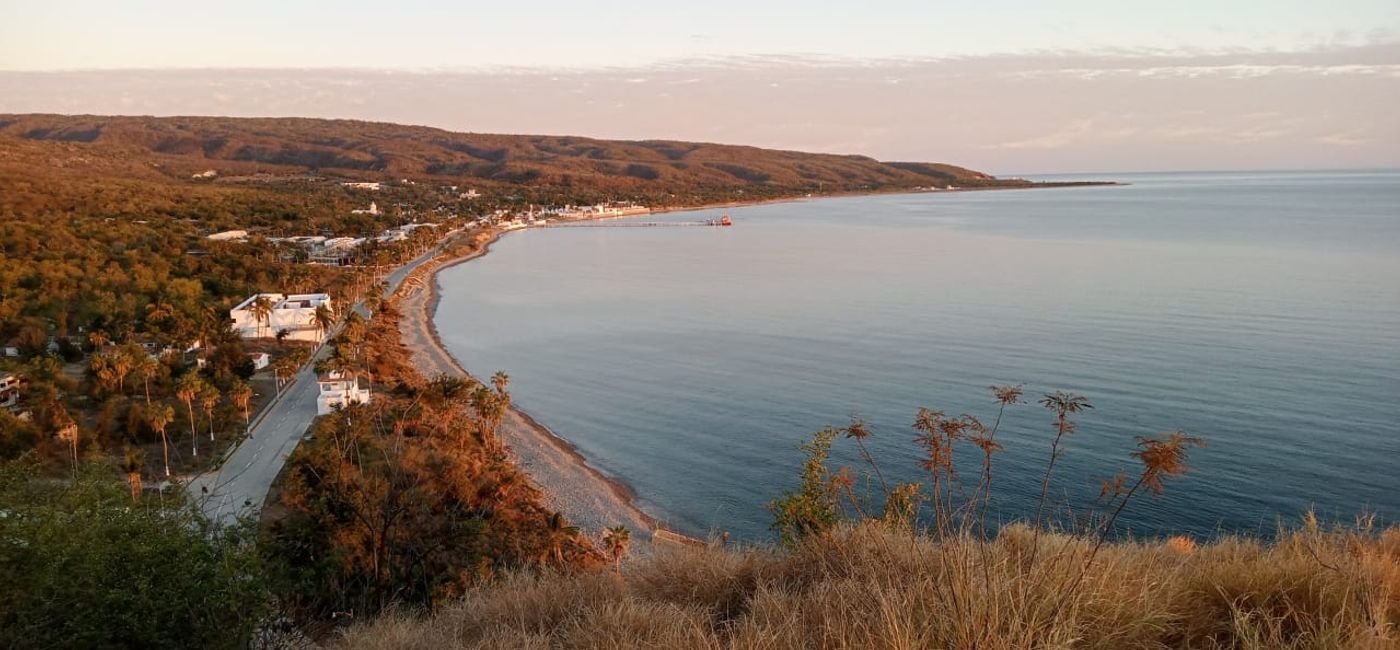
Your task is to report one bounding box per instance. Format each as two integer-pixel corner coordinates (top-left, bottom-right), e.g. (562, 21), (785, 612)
(395, 229), (661, 547)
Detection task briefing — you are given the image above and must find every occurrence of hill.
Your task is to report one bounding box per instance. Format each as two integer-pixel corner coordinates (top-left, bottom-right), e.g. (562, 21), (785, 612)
(0, 113), (1044, 202)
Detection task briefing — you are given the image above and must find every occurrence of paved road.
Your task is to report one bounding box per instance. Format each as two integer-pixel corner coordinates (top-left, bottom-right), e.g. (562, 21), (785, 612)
(189, 237), (455, 525)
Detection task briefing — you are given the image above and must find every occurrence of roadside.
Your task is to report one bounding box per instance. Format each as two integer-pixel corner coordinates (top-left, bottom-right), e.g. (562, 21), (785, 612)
(187, 233), (459, 525)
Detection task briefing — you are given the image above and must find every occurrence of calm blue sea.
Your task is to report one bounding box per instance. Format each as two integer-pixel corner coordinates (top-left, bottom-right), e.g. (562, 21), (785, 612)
(436, 170), (1400, 540)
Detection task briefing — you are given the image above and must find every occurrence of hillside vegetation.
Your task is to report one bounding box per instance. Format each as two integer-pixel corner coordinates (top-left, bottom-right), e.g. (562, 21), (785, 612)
(0, 113), (1034, 204)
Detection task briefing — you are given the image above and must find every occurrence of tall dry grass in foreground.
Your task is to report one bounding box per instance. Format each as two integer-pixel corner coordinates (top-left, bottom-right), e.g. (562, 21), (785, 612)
(334, 518), (1397, 649)
(333, 387), (1396, 648)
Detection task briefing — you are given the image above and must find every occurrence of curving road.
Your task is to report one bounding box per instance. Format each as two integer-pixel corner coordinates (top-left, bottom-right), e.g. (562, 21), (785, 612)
(189, 236), (455, 526)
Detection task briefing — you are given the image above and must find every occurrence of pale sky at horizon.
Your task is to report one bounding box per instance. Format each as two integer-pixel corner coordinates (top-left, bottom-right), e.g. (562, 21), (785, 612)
(2, 1), (1397, 173)
(3, 0), (1398, 70)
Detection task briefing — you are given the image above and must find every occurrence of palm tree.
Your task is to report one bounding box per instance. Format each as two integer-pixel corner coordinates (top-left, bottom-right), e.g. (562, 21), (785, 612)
(145, 301), (175, 328)
(88, 352), (120, 395)
(120, 448), (144, 502)
(271, 356), (290, 392)
(602, 525), (631, 576)
(87, 329), (109, 350)
(229, 379), (253, 431)
(312, 303), (336, 344)
(110, 347), (135, 394)
(175, 373), (204, 457)
(54, 410), (79, 471)
(249, 295), (275, 339)
(542, 513), (579, 568)
(136, 355), (159, 404)
(147, 403), (175, 477)
(199, 384), (220, 442)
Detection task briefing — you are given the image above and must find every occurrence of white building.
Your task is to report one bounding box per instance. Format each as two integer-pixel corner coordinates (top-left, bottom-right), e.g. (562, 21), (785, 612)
(309, 237), (366, 266)
(229, 293), (334, 342)
(249, 352), (270, 371)
(206, 230), (249, 242)
(341, 182), (381, 190)
(351, 201), (381, 215)
(316, 370), (370, 415)
(0, 373), (21, 409)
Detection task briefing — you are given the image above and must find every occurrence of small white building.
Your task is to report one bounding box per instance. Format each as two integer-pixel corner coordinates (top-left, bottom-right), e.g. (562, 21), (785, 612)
(316, 370), (370, 415)
(206, 230), (248, 242)
(0, 373), (21, 409)
(341, 182), (381, 191)
(229, 293), (334, 342)
(351, 201), (381, 215)
(249, 352), (270, 371)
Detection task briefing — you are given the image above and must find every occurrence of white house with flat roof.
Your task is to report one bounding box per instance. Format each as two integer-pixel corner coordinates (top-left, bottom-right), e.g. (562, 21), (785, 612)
(229, 293), (333, 342)
(1, 373), (21, 409)
(316, 370), (370, 415)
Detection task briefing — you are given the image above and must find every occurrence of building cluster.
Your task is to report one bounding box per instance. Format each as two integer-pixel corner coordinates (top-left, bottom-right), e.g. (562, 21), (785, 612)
(229, 293), (334, 343)
(258, 223), (439, 266)
(484, 202), (651, 231)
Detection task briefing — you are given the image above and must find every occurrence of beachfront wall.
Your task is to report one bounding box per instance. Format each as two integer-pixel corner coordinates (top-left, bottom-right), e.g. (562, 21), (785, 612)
(230, 293), (333, 342)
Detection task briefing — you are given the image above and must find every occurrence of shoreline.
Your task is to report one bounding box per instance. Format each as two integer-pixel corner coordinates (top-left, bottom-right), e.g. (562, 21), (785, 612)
(395, 228), (664, 543)
(397, 182), (1118, 543)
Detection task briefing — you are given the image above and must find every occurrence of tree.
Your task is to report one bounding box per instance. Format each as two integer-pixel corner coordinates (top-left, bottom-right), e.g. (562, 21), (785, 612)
(602, 525), (631, 576)
(199, 384), (220, 442)
(249, 295), (275, 339)
(120, 448), (144, 502)
(313, 303), (335, 343)
(146, 402), (175, 477)
(542, 513), (579, 568)
(53, 410), (79, 471)
(175, 373), (204, 458)
(136, 355), (159, 404)
(229, 379), (253, 432)
(109, 346), (136, 394)
(88, 352), (120, 396)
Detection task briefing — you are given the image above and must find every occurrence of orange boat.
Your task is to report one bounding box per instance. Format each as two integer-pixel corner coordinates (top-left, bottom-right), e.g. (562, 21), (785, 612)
(719, 215), (732, 226)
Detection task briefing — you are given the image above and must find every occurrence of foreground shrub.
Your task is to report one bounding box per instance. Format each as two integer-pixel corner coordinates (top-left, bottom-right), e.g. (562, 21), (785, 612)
(0, 459), (269, 649)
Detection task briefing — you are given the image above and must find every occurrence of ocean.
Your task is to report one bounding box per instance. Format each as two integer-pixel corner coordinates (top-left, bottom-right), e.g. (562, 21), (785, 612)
(435, 170), (1400, 540)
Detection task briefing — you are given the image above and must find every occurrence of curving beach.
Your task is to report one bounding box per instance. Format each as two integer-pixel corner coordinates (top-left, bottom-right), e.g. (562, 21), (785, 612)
(395, 229), (661, 547)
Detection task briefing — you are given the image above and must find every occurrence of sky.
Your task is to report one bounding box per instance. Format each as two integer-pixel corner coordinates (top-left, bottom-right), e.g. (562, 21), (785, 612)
(2, 0), (1398, 173)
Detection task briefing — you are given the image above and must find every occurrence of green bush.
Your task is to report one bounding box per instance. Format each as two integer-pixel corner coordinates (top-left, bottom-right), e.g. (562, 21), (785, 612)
(0, 459), (270, 649)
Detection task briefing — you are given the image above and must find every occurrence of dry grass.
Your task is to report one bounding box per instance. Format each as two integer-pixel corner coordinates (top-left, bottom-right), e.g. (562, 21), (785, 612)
(332, 519), (1398, 649)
